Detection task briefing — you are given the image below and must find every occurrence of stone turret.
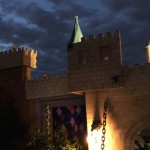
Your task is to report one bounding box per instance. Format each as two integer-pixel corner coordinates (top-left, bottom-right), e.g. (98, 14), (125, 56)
(0, 47), (37, 69)
(0, 46), (37, 100)
(0, 47), (37, 79)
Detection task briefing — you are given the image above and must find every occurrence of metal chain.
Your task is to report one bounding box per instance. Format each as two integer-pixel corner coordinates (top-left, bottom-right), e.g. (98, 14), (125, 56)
(101, 102), (108, 150)
(45, 105), (51, 135)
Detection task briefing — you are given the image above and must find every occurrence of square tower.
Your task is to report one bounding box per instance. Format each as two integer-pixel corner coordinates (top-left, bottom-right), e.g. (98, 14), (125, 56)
(68, 31), (122, 92)
(0, 47), (37, 98)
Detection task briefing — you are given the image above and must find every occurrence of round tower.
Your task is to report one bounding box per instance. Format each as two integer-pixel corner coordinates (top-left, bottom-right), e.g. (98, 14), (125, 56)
(145, 40), (150, 63)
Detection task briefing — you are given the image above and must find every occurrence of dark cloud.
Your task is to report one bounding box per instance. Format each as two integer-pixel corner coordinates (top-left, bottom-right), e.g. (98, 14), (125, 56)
(0, 0), (149, 78)
(46, 0), (76, 6)
(93, 0), (150, 64)
(0, 0), (70, 77)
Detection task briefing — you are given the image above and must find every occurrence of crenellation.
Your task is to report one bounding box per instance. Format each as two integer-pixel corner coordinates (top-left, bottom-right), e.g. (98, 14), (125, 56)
(27, 73), (68, 84)
(132, 64), (144, 70)
(73, 31), (121, 45)
(89, 34), (95, 40)
(0, 47), (37, 69)
(24, 49), (37, 56)
(107, 31), (113, 37)
(0, 47), (37, 56)
(26, 73), (69, 99)
(116, 30), (120, 36)
(122, 63), (150, 73)
(144, 62), (150, 67)
(98, 33), (104, 39)
(8, 50), (13, 53)
(18, 47), (22, 51)
(122, 65), (133, 72)
(12, 48), (16, 52)
(81, 36), (87, 42)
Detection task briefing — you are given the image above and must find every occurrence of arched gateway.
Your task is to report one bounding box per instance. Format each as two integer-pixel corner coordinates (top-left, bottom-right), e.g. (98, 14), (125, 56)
(126, 118), (150, 150)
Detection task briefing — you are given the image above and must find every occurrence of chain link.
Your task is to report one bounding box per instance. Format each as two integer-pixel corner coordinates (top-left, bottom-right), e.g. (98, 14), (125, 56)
(101, 102), (108, 150)
(45, 105), (51, 135)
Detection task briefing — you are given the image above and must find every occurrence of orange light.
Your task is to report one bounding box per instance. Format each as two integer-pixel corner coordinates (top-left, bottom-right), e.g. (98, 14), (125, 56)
(87, 128), (102, 150)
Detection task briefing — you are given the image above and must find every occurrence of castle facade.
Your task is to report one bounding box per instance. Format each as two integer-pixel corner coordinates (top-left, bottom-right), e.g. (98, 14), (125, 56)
(0, 17), (150, 150)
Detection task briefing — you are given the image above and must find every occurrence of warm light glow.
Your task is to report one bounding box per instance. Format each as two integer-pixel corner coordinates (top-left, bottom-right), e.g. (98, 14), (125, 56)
(87, 128), (102, 150)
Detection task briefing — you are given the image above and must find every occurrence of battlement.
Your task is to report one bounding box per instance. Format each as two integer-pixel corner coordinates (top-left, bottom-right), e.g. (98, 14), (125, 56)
(26, 73), (67, 84)
(122, 63), (150, 72)
(80, 30), (120, 43)
(26, 73), (69, 99)
(0, 47), (37, 69)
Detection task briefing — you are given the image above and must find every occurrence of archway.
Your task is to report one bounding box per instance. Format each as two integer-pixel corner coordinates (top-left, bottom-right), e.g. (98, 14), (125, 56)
(134, 126), (150, 150)
(125, 118), (150, 150)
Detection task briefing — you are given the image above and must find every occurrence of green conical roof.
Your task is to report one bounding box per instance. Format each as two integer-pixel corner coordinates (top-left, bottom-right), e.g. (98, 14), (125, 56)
(70, 16), (83, 44)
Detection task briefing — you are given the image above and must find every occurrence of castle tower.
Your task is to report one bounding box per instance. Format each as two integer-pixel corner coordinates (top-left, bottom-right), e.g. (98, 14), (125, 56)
(0, 47), (37, 80)
(145, 40), (150, 63)
(0, 46), (37, 112)
(0, 47), (37, 149)
(68, 17), (122, 92)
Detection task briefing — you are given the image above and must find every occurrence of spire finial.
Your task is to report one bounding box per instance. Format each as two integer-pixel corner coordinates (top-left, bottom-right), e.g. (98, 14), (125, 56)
(74, 16), (78, 22)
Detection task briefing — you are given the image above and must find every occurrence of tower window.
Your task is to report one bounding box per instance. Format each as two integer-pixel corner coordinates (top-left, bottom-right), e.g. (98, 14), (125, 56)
(78, 51), (88, 64)
(99, 46), (112, 61)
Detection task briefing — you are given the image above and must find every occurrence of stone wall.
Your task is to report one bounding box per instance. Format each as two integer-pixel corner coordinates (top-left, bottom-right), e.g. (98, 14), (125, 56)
(85, 63), (150, 150)
(26, 73), (69, 99)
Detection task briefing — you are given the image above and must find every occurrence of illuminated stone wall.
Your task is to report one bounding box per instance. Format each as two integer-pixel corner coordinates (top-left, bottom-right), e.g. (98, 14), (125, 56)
(85, 63), (150, 150)
(68, 31), (122, 92)
(67, 30), (150, 150)
(26, 73), (69, 99)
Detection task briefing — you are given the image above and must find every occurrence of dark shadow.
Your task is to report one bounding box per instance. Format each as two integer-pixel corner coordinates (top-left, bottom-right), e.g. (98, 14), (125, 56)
(0, 97), (29, 150)
(91, 94), (101, 131)
(134, 127), (150, 150)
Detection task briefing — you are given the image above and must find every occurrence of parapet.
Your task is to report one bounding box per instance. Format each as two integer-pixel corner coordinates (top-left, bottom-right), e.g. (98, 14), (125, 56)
(121, 63), (150, 83)
(26, 73), (69, 99)
(80, 30), (120, 43)
(122, 63), (150, 72)
(0, 47), (37, 70)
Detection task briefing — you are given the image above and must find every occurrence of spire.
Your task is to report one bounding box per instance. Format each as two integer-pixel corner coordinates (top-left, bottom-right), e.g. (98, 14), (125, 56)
(69, 16), (83, 44)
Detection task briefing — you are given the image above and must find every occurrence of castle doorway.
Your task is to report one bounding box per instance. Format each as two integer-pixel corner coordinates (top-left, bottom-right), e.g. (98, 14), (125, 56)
(53, 105), (87, 148)
(40, 94), (88, 149)
(134, 127), (150, 150)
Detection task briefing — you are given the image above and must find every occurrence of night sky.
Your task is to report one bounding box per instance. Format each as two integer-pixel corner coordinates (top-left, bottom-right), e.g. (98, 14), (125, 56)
(0, 0), (149, 78)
